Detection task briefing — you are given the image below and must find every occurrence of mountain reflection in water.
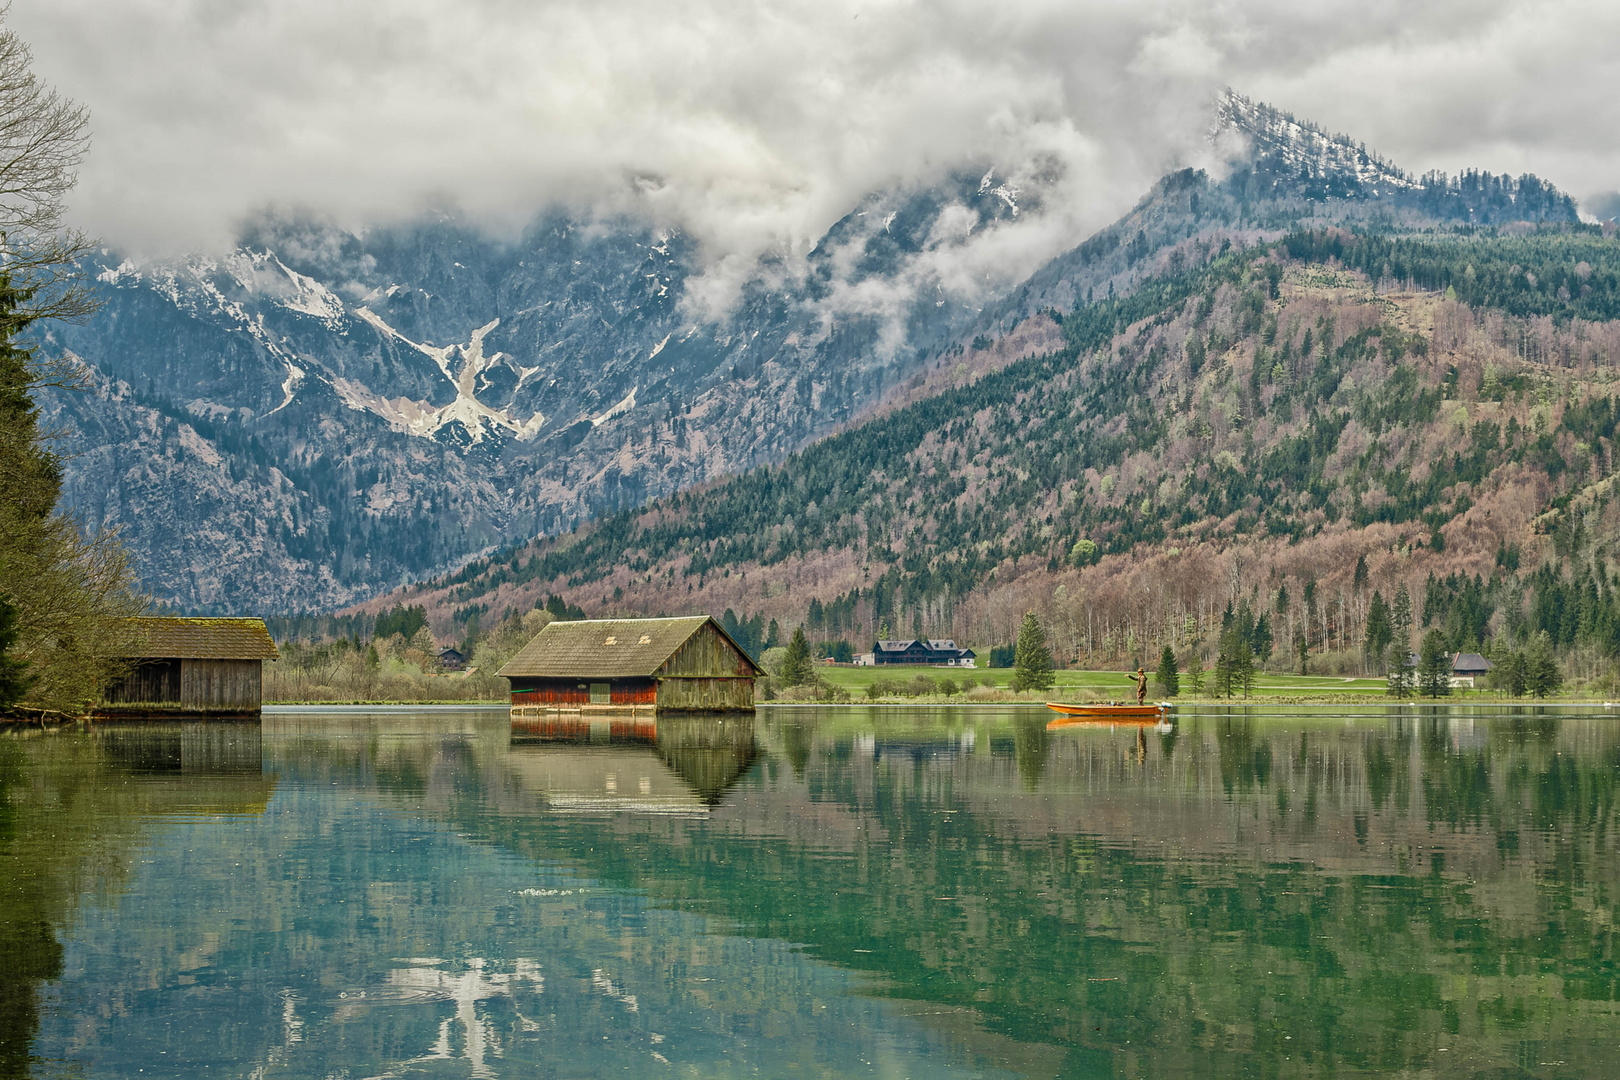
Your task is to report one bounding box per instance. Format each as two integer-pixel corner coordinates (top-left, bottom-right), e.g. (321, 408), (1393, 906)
(1, 706), (1618, 1077)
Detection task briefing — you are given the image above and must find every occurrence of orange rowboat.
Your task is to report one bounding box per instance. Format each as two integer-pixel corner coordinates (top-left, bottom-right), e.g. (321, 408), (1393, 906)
(1045, 702), (1167, 725)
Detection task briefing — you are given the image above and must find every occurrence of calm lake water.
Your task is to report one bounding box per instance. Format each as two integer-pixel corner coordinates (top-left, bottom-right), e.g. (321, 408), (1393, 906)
(3, 704), (1619, 1078)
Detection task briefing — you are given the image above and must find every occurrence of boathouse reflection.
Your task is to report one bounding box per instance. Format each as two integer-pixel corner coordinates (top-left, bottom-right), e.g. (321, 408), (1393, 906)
(508, 712), (757, 809)
(95, 721), (266, 776)
(0, 725), (275, 1077)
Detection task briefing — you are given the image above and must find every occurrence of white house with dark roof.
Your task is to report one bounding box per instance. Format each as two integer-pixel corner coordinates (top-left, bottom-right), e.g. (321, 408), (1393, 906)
(868, 639), (978, 666)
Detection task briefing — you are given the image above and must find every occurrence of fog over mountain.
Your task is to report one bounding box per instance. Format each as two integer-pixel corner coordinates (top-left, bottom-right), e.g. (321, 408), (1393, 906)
(15, 0), (1620, 269)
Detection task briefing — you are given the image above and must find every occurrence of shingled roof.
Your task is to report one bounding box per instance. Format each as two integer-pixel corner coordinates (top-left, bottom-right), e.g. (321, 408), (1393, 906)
(497, 616), (759, 679)
(119, 617), (280, 660)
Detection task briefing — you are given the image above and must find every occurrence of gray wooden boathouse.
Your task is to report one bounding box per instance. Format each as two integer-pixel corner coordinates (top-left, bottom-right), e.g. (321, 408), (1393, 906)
(99, 617), (280, 717)
(498, 616), (761, 715)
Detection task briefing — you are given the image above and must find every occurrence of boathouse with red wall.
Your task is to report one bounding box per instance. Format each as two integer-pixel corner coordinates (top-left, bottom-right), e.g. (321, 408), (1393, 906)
(497, 615), (761, 713)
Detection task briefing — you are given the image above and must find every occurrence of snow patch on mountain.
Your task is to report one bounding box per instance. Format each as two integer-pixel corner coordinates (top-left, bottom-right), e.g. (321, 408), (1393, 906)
(1216, 89), (1415, 194)
(267, 362), (305, 417)
(591, 386), (638, 426)
(271, 257), (348, 331)
(334, 313), (544, 442)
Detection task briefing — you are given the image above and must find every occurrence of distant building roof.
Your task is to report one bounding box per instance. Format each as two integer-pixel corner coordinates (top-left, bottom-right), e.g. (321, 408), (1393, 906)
(119, 617), (280, 660)
(1453, 652), (1493, 674)
(877, 639), (971, 653)
(496, 616), (762, 679)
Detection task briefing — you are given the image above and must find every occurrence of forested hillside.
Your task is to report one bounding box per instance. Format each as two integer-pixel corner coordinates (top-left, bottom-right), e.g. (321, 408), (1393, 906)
(375, 223), (1620, 676)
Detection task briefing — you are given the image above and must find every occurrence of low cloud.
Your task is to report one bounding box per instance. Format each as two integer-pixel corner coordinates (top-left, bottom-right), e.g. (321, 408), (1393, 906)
(13, 0), (1620, 290)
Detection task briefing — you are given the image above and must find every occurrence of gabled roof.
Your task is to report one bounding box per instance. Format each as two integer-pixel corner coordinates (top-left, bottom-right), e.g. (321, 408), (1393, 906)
(876, 639), (971, 654)
(119, 617), (279, 660)
(497, 616), (762, 679)
(1453, 652), (1494, 672)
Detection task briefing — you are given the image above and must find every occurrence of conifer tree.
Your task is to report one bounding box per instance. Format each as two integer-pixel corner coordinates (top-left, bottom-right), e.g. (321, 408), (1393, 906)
(1363, 590), (1393, 671)
(781, 625), (814, 687)
(1416, 629), (1453, 698)
(1185, 650), (1205, 695)
(1385, 642), (1415, 697)
(1155, 645), (1179, 697)
(1, 277), (140, 713)
(1011, 612), (1054, 693)
(1232, 634), (1256, 696)
(1524, 632), (1562, 697)
(1216, 629), (1251, 697)
(1392, 583), (1414, 650)
(1489, 650), (1526, 696)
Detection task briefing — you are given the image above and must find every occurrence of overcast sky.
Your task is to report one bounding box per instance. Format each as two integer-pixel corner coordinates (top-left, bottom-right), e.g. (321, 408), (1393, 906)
(12, 0), (1620, 270)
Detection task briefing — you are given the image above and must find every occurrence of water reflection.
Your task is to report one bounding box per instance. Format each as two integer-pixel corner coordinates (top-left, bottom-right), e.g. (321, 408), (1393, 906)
(97, 720), (265, 776)
(4, 706), (1620, 1077)
(508, 712), (757, 806)
(0, 723), (276, 1079)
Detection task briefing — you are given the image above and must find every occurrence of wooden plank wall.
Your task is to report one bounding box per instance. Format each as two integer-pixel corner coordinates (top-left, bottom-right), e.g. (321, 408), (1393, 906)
(512, 680), (656, 706)
(513, 685), (589, 706)
(661, 624), (754, 678)
(180, 660), (263, 711)
(104, 659), (183, 706)
(613, 682), (658, 705)
(655, 677), (756, 711)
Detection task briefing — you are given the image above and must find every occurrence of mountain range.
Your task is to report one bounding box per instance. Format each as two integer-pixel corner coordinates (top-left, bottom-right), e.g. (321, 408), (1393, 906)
(38, 90), (1589, 620)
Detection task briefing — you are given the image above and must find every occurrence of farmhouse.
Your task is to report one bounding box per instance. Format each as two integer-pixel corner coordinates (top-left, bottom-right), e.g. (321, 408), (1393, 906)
(868, 639), (978, 666)
(1396, 650), (1497, 689)
(1450, 652), (1494, 688)
(498, 616), (761, 715)
(100, 617), (280, 717)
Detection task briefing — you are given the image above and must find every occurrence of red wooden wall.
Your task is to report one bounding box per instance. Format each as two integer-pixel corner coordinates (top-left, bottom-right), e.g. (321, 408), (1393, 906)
(510, 680), (657, 706)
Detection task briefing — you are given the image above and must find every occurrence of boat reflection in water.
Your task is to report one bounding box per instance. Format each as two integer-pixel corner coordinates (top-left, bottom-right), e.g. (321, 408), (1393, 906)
(508, 712), (757, 811)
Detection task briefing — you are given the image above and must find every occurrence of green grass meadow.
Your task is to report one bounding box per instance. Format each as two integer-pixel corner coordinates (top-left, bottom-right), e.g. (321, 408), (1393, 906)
(813, 663), (1436, 701)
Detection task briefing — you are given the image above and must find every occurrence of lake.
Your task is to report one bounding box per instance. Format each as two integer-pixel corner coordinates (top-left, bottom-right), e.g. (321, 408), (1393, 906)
(2, 704), (1618, 1078)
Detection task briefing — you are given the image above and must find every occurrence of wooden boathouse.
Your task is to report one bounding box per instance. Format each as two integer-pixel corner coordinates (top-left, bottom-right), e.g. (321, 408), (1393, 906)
(99, 617), (280, 717)
(498, 616), (761, 716)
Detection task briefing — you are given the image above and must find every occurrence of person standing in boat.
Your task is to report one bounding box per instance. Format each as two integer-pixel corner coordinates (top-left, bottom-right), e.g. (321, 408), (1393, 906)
(1133, 665), (1148, 705)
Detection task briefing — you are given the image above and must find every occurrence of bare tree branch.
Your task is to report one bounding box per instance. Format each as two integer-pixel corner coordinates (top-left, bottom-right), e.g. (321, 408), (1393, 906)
(0, 11), (97, 323)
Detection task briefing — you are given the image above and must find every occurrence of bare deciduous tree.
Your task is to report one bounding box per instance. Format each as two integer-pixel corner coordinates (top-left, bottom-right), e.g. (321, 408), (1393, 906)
(0, 19), (95, 325)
